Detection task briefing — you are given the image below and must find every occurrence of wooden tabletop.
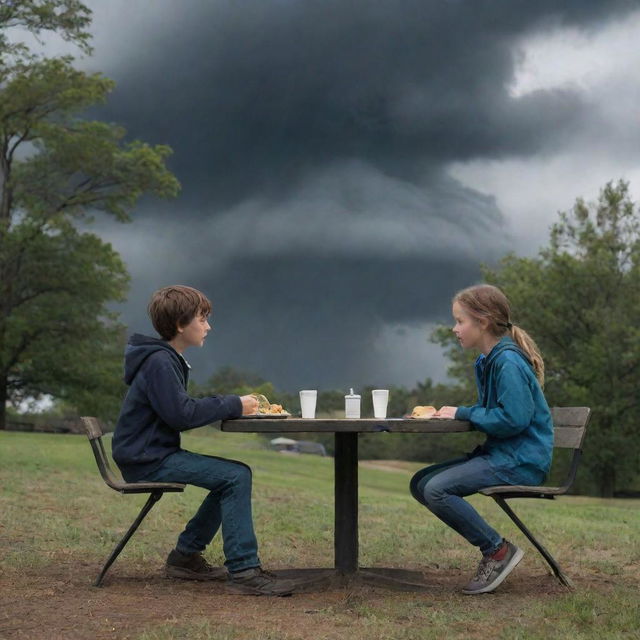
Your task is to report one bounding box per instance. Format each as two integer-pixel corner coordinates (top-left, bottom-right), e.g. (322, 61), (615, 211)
(220, 417), (473, 433)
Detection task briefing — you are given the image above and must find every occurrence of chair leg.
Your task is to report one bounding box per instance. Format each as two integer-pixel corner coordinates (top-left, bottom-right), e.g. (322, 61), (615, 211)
(94, 491), (164, 587)
(492, 496), (574, 589)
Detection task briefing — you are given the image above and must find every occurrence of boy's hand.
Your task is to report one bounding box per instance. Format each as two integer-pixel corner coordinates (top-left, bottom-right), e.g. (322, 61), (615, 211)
(434, 406), (457, 419)
(240, 395), (259, 415)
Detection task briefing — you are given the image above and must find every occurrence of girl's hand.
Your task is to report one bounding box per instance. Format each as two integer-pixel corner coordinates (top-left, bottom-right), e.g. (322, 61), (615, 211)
(434, 406), (458, 419)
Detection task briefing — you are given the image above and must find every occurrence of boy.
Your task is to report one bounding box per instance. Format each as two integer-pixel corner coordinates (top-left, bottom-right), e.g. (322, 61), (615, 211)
(112, 285), (294, 596)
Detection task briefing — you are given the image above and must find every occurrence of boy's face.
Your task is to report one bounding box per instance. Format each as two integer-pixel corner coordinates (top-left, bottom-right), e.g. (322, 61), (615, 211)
(177, 312), (211, 349)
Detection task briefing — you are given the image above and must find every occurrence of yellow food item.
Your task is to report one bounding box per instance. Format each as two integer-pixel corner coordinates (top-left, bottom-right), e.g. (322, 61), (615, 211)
(265, 403), (285, 414)
(410, 405), (437, 419)
(251, 393), (288, 415)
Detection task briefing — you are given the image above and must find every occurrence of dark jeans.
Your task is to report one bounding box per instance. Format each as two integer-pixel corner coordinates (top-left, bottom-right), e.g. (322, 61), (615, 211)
(410, 455), (507, 556)
(140, 450), (260, 572)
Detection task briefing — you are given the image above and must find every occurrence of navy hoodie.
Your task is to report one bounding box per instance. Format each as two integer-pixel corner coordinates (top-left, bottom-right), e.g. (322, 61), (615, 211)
(112, 334), (243, 481)
(455, 336), (554, 485)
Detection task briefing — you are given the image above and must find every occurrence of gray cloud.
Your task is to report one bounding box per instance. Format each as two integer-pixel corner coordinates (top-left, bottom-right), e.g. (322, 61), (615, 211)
(92, 0), (622, 206)
(78, 0), (638, 390)
(95, 164), (503, 387)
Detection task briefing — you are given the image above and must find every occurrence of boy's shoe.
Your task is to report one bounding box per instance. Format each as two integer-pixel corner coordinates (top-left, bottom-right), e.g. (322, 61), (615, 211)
(165, 549), (227, 581)
(462, 540), (524, 595)
(226, 567), (295, 596)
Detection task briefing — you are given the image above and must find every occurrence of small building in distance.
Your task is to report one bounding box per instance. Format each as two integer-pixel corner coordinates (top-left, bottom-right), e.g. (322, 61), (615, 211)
(269, 437), (327, 456)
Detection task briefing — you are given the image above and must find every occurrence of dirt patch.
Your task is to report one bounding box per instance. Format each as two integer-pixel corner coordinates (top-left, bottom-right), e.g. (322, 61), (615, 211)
(0, 559), (601, 640)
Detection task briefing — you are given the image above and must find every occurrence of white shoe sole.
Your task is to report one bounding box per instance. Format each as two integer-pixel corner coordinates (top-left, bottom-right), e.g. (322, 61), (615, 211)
(462, 546), (524, 595)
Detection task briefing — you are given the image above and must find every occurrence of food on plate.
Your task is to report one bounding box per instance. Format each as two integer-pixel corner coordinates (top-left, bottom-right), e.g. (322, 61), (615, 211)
(251, 393), (290, 415)
(263, 403), (286, 415)
(410, 405), (437, 419)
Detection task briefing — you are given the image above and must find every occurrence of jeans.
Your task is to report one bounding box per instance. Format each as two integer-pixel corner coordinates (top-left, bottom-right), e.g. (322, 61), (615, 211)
(410, 455), (509, 556)
(139, 450), (260, 572)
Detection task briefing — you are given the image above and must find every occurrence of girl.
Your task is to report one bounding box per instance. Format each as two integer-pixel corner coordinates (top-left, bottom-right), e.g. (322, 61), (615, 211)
(410, 284), (553, 595)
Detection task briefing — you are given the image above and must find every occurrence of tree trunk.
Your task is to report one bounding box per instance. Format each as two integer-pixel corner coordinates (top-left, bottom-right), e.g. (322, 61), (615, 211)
(0, 378), (6, 430)
(599, 466), (616, 498)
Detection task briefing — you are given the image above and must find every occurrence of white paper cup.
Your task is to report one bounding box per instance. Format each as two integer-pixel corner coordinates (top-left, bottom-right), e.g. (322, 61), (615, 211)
(299, 390), (317, 419)
(372, 389), (389, 419)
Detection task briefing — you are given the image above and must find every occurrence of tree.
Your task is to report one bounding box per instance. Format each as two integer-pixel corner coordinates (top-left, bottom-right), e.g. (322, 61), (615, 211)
(0, 3), (180, 427)
(480, 181), (640, 497)
(0, 1), (92, 62)
(193, 365), (275, 396)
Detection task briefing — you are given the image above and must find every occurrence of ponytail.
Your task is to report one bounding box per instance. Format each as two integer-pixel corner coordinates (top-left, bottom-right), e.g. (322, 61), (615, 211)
(510, 325), (545, 387)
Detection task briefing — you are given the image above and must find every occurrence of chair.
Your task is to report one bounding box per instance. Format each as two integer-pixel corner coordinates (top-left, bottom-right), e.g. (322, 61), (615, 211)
(81, 417), (185, 587)
(479, 407), (591, 588)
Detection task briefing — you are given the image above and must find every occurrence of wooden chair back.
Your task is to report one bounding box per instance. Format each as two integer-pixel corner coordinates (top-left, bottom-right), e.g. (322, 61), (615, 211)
(549, 407), (591, 493)
(550, 407), (590, 449)
(81, 417), (185, 494)
(81, 416), (129, 492)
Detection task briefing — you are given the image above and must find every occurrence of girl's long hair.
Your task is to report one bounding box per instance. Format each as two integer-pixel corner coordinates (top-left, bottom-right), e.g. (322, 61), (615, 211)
(454, 284), (545, 386)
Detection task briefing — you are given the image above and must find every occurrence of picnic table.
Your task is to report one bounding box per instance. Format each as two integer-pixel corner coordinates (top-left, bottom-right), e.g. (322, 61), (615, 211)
(220, 417), (472, 589)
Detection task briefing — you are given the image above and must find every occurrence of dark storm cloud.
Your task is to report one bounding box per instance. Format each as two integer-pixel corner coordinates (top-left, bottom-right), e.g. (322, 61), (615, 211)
(94, 0), (634, 207)
(206, 253), (481, 388)
(83, 0), (638, 389)
(103, 230), (486, 389)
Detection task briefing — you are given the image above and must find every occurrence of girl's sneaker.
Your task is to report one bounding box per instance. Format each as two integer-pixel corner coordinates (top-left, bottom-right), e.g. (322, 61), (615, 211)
(462, 540), (524, 595)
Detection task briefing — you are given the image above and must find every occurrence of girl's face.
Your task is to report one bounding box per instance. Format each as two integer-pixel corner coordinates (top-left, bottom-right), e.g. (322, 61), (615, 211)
(452, 301), (485, 350)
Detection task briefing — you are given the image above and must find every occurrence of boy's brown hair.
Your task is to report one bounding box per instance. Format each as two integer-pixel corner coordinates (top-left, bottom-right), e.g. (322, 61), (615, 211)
(148, 285), (212, 341)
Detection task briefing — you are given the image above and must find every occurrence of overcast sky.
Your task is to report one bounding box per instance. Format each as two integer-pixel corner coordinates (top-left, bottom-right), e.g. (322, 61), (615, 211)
(32, 1), (640, 391)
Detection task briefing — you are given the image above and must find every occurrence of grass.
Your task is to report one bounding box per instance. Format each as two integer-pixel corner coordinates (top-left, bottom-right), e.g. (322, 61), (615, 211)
(1, 428), (639, 640)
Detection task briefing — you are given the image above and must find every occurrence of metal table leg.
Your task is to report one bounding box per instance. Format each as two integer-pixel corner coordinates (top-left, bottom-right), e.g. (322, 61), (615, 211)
(270, 430), (437, 592)
(334, 432), (358, 574)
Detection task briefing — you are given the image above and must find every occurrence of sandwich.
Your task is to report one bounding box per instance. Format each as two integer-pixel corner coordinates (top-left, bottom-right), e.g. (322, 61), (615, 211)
(410, 405), (437, 419)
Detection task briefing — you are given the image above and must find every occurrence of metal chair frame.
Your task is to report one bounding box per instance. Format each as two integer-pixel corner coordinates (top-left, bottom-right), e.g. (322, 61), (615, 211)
(479, 407), (592, 588)
(81, 417), (185, 587)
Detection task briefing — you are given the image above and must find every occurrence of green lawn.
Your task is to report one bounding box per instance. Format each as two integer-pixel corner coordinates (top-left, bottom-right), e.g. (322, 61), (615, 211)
(1, 429), (638, 640)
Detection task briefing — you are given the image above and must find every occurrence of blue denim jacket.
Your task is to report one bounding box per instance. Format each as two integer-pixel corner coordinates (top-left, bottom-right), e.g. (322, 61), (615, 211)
(455, 336), (553, 485)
